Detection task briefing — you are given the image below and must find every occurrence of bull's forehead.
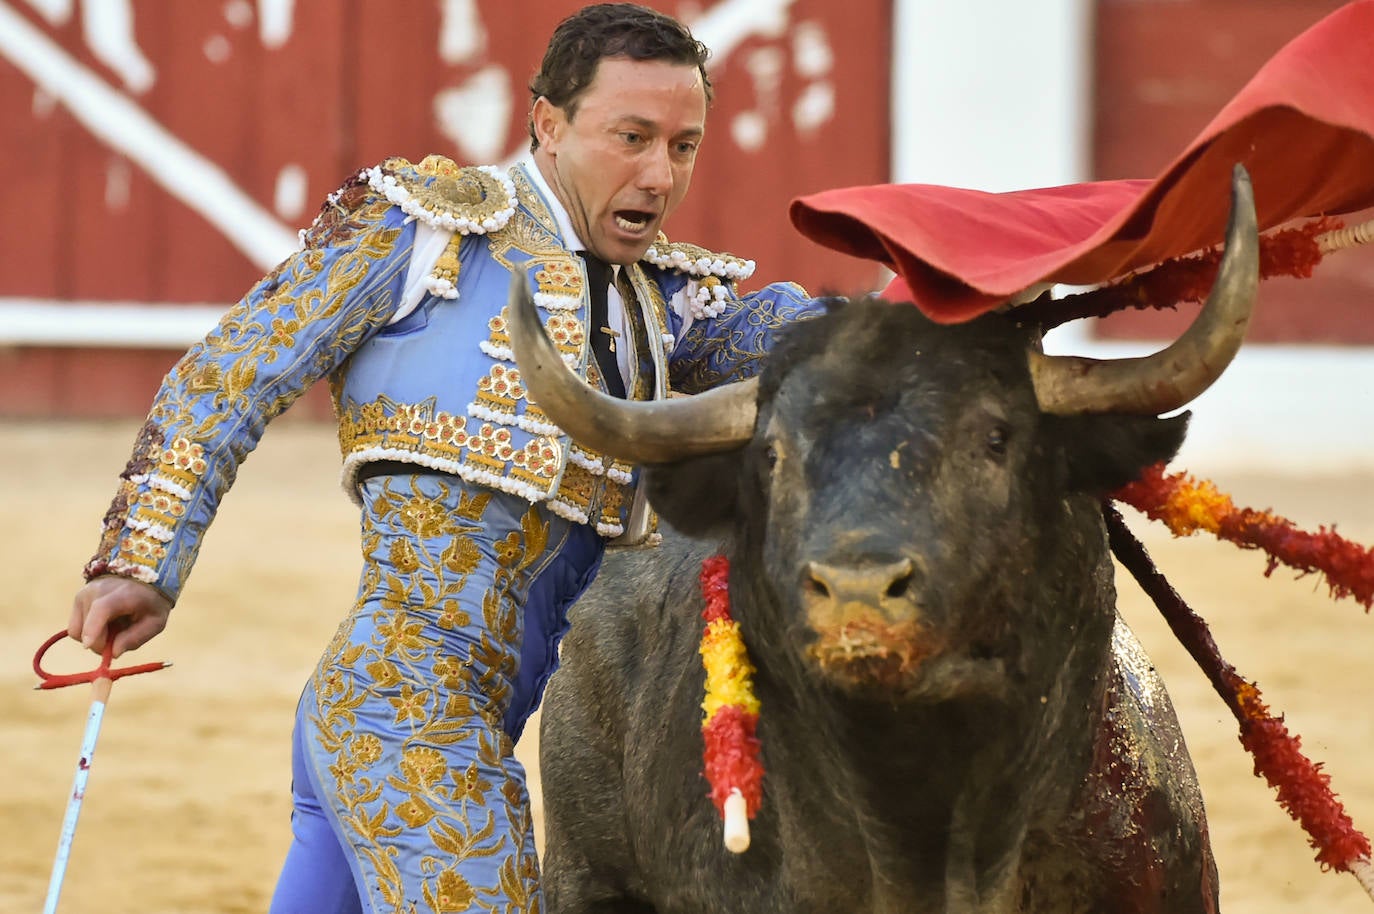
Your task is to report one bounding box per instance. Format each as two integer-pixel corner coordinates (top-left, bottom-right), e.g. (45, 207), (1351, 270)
(755, 300), (1042, 460)
(769, 304), (1033, 396)
(768, 349), (1032, 428)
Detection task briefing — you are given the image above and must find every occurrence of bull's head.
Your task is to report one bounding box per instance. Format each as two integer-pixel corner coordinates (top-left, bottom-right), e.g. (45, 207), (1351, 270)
(510, 166), (1258, 705)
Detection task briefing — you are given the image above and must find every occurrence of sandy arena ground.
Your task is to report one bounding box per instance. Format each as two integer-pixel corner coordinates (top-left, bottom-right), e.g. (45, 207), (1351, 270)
(3, 419), (1373, 913)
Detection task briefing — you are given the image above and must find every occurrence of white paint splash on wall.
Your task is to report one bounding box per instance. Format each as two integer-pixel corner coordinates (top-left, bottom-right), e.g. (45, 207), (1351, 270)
(689, 0), (794, 63)
(745, 46), (784, 113)
(729, 46), (785, 148)
(257, 0), (294, 49)
(792, 21), (832, 78)
(435, 65), (512, 164)
(439, 0), (486, 64)
(32, 85), (58, 117)
(82, 0), (155, 93)
(105, 155), (131, 209)
(730, 111), (767, 151)
(204, 34), (232, 64)
(223, 0), (253, 30)
(792, 80), (833, 134)
(274, 163), (308, 221)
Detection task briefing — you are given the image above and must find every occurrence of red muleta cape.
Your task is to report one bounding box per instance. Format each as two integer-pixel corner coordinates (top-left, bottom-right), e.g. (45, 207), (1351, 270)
(790, 0), (1374, 322)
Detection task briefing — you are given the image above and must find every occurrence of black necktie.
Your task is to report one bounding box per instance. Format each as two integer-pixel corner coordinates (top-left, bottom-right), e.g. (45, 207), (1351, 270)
(579, 252), (627, 399)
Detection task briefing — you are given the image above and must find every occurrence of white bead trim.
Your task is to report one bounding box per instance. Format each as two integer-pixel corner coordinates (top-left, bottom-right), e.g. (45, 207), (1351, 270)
(547, 498), (590, 526)
(465, 402), (562, 437)
(478, 341), (577, 372)
(643, 244), (755, 281)
(568, 449), (608, 476)
(340, 448), (550, 508)
(341, 448), (619, 533)
(688, 277), (730, 320)
(426, 275), (459, 300)
(595, 519), (625, 537)
(107, 559), (157, 584)
(535, 291), (581, 312)
(142, 473), (193, 501)
(127, 516), (175, 542)
(364, 164), (517, 235)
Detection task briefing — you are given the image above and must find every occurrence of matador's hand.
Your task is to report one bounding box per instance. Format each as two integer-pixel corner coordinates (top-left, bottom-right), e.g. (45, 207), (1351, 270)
(68, 576), (173, 658)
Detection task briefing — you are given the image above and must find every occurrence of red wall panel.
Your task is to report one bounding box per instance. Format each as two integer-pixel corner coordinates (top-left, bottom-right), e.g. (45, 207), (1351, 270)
(0, 0), (891, 418)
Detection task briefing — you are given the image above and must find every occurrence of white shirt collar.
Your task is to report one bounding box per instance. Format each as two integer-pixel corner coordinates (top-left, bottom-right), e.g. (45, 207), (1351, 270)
(521, 155), (588, 253)
(521, 157), (638, 382)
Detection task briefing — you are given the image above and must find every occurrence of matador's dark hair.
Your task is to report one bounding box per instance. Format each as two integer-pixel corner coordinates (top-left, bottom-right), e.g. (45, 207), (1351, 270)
(527, 2), (712, 151)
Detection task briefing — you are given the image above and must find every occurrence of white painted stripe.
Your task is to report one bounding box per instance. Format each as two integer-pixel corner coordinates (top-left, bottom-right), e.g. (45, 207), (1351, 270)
(0, 299), (224, 347)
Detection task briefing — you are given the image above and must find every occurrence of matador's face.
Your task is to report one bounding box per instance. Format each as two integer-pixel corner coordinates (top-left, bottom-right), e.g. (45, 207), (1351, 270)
(533, 56), (708, 265)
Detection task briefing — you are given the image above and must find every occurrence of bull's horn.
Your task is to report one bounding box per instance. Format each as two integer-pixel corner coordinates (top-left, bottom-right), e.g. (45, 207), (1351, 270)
(1029, 163), (1260, 415)
(505, 270), (759, 463)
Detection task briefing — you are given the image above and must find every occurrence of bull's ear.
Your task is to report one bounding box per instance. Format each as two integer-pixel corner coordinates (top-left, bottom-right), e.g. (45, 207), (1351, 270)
(1048, 411), (1190, 496)
(643, 453), (743, 536)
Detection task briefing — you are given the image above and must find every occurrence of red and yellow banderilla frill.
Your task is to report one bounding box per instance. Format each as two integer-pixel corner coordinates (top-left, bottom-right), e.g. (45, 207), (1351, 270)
(1117, 463), (1374, 610)
(698, 554), (763, 853)
(1108, 477), (1374, 899)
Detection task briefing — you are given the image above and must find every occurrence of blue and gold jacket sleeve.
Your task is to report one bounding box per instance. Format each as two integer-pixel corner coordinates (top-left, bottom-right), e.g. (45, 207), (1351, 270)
(83, 179), (414, 602)
(641, 239), (825, 394)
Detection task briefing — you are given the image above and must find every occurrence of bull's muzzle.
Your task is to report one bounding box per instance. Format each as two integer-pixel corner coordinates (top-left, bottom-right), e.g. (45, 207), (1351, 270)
(804, 558), (917, 614)
(801, 559), (942, 694)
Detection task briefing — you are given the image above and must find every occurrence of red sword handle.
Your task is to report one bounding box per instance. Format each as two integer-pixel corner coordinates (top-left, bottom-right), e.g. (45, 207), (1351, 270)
(32, 629), (170, 690)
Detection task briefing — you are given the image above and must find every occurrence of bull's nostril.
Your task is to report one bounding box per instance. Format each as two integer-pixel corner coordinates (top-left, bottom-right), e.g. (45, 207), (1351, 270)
(802, 562), (832, 600)
(806, 559), (916, 606)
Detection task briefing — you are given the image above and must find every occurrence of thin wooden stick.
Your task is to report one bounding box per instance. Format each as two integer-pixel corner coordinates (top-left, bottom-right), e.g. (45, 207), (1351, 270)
(43, 673), (113, 914)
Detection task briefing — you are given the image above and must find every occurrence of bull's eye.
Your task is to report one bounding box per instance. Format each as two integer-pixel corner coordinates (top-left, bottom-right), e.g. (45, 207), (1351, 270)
(764, 444), (779, 469)
(986, 424), (1010, 458)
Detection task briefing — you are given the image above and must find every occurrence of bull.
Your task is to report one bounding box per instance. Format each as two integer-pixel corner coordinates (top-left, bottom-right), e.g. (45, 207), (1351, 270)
(509, 165), (1260, 913)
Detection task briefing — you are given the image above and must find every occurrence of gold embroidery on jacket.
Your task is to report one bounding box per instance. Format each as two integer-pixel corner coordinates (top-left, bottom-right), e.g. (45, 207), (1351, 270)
(509, 166), (558, 238)
(334, 168), (657, 537)
(338, 396), (474, 461)
(309, 479), (546, 911)
(472, 363), (525, 419)
(384, 154), (516, 234)
(671, 286), (810, 393)
(86, 202), (402, 591)
(551, 463), (598, 523)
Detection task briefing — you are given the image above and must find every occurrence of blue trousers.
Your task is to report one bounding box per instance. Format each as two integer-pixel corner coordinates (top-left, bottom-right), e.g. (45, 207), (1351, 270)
(270, 472), (602, 913)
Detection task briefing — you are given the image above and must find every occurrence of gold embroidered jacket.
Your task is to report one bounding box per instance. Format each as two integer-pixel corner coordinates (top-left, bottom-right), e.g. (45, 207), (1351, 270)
(84, 156), (821, 602)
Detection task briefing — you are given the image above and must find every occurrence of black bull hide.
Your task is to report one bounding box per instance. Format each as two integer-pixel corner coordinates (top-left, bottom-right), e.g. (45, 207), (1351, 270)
(538, 298), (1219, 914)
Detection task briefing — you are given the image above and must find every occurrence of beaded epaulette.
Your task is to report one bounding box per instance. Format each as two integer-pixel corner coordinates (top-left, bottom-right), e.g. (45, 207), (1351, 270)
(360, 155), (517, 300)
(641, 238), (756, 319)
